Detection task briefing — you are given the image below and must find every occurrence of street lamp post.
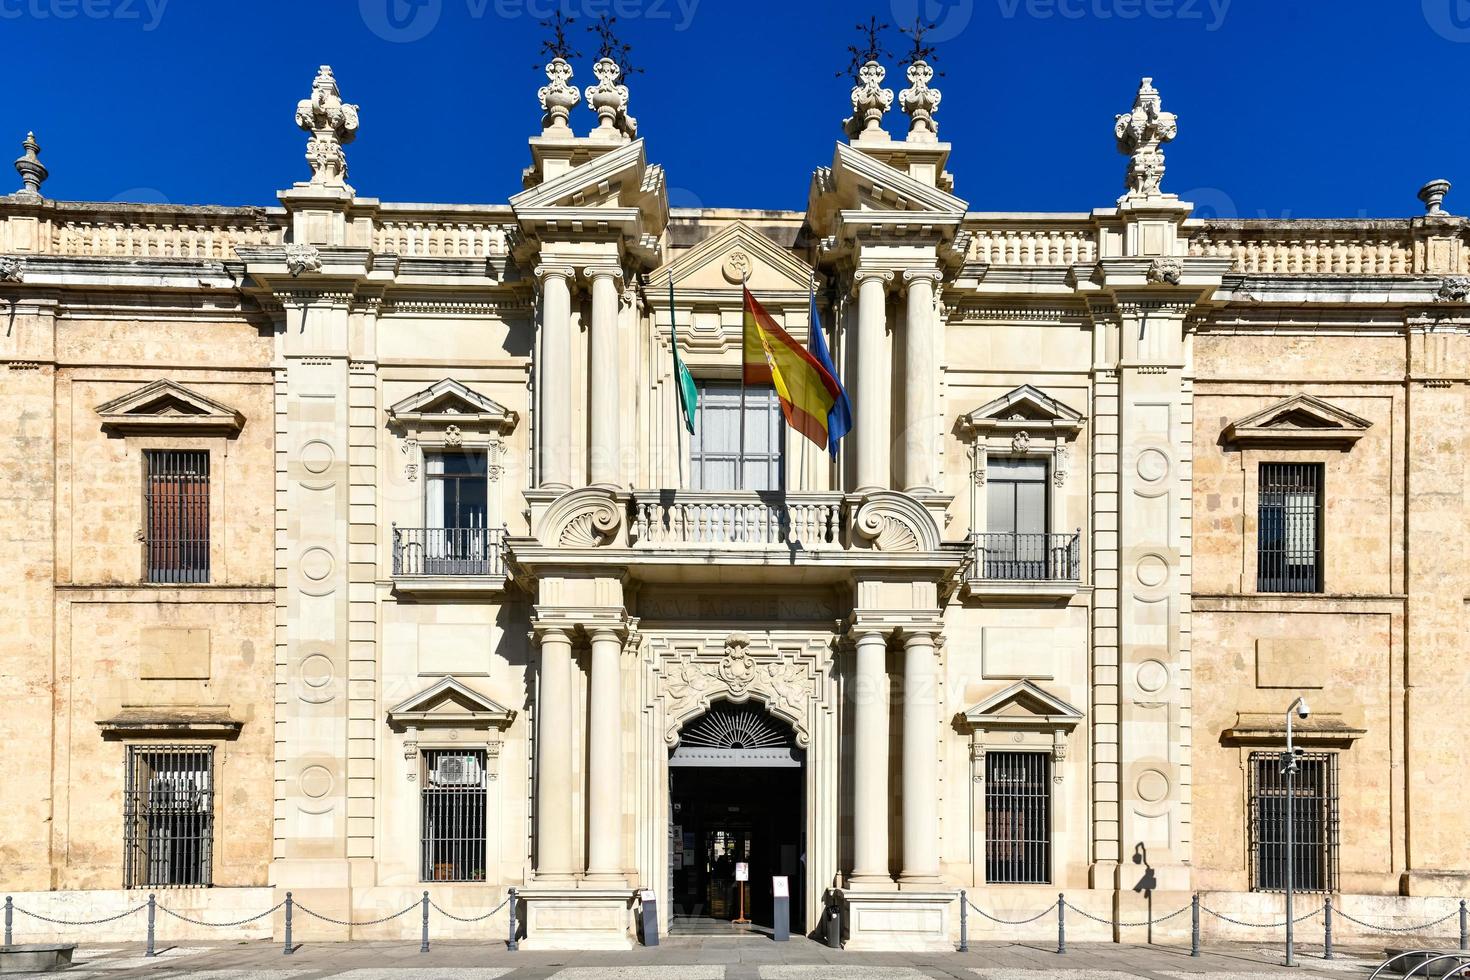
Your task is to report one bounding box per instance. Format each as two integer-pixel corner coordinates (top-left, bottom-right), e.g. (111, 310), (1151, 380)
(1283, 695), (1310, 968)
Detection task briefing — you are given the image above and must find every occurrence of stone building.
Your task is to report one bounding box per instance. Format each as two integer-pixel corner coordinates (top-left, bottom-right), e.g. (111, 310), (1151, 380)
(0, 58), (1466, 951)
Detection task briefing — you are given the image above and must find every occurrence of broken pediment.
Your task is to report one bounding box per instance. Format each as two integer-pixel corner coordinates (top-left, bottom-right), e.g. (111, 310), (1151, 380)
(958, 385), (1085, 438)
(387, 676), (516, 731)
(387, 378), (518, 433)
(649, 221), (816, 297)
(95, 379), (245, 436)
(1223, 393), (1370, 448)
(962, 680), (1084, 731)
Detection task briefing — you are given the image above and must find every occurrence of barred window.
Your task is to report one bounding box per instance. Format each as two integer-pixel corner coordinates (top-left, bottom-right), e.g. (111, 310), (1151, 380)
(421, 749), (488, 882)
(984, 751), (1051, 884)
(145, 449), (210, 584)
(1249, 750), (1339, 893)
(1257, 463), (1322, 593)
(124, 746), (214, 888)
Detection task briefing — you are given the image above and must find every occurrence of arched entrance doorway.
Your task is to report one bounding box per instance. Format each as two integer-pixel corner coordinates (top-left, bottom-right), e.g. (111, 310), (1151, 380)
(667, 700), (804, 935)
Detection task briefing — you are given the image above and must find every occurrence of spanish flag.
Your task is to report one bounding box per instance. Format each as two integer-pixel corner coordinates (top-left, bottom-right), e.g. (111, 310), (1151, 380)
(742, 287), (842, 450)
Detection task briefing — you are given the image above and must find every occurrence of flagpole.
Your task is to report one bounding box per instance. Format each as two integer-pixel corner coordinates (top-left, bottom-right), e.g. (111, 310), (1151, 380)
(739, 272), (749, 491)
(670, 278), (684, 490)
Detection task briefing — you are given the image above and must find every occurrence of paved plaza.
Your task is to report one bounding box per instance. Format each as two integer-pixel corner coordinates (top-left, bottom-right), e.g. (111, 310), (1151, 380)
(13, 936), (1415, 979)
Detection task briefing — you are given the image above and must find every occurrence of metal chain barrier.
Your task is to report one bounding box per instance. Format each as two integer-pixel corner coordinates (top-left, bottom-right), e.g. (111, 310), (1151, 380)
(1062, 898), (1192, 929)
(428, 896), (510, 923)
(11, 902), (149, 926)
(1200, 902), (1324, 929)
(292, 900), (421, 927)
(964, 897), (1056, 925)
(156, 901), (285, 928)
(1334, 907), (1464, 933)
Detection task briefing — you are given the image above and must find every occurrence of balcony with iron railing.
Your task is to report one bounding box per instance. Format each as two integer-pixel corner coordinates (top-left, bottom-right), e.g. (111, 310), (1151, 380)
(965, 530), (1082, 599)
(391, 526), (508, 594)
(629, 490), (847, 550)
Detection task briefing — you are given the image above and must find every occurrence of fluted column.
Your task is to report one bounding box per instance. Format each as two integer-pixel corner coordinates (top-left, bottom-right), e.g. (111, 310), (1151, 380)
(901, 269), (942, 494)
(899, 629), (942, 886)
(586, 266), (623, 488)
(849, 628), (891, 885)
(536, 265), (575, 490)
(585, 625), (626, 881)
(533, 626), (576, 880)
(853, 269), (893, 492)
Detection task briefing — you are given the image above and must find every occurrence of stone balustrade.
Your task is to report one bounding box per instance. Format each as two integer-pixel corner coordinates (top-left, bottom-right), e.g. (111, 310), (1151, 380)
(1188, 220), (1419, 275)
(372, 210), (512, 258)
(965, 219), (1097, 266)
(0, 202), (284, 258)
(630, 490), (846, 549)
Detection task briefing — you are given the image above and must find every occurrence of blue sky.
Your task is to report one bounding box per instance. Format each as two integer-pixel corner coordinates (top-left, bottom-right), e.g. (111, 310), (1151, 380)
(4, 0), (1467, 218)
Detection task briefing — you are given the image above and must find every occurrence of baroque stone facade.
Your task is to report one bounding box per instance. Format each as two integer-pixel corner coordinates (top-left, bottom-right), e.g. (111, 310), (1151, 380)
(1, 63), (1467, 950)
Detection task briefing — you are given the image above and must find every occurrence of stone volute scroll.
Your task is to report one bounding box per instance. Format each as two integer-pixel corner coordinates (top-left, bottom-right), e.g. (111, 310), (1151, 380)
(1114, 77), (1177, 203)
(534, 486), (626, 548)
(295, 65), (359, 189)
(850, 490), (944, 553)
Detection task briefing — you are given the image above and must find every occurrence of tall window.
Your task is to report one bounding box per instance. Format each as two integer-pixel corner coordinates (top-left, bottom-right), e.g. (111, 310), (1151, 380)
(984, 751), (1051, 884)
(984, 458), (1049, 578)
(1248, 751), (1338, 892)
(124, 746), (214, 888)
(424, 450), (488, 575)
(145, 450), (209, 584)
(1257, 463), (1323, 592)
(421, 748), (488, 882)
(690, 382), (784, 491)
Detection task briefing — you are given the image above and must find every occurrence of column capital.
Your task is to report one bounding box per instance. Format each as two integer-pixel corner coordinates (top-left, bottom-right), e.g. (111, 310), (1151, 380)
(848, 610), (943, 640)
(900, 267), (944, 289)
(582, 264), (625, 287)
(533, 264), (576, 284)
(851, 267), (895, 294)
(531, 623), (573, 645)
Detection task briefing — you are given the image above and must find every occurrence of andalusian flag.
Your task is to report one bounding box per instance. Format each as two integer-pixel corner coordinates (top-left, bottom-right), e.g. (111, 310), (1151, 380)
(669, 276), (697, 434)
(742, 287), (842, 450)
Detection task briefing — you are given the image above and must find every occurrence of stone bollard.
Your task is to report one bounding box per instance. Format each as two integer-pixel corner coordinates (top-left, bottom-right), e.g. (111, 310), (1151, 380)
(507, 887), (518, 952)
(283, 892), (294, 956)
(4, 895), (12, 946)
(1191, 893), (1200, 957)
(959, 889), (969, 953)
(420, 891), (430, 954)
(1323, 895), (1333, 960)
(146, 894), (156, 958)
(1057, 893), (1066, 955)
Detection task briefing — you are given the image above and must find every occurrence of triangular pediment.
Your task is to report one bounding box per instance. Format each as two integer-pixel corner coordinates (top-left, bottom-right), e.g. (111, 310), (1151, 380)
(959, 385), (1085, 436)
(1223, 393), (1370, 448)
(388, 378), (518, 432)
(649, 222), (816, 296)
(511, 139), (648, 210)
(963, 680), (1083, 730)
(387, 676), (516, 730)
(96, 379), (244, 435)
(808, 142), (969, 239)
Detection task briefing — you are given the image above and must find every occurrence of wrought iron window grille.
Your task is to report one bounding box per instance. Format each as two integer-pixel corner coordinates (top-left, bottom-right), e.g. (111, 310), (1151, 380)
(984, 750), (1051, 885)
(123, 745), (215, 888)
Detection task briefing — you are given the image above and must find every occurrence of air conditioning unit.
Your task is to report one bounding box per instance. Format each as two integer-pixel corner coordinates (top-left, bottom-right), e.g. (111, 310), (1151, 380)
(431, 754), (482, 786)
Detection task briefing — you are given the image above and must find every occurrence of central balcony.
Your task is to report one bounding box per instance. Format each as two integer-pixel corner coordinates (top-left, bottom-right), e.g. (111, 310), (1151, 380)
(630, 490), (845, 549)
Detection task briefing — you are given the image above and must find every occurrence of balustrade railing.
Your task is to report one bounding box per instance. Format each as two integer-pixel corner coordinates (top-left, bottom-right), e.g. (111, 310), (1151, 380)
(1188, 223), (1417, 275)
(965, 222), (1097, 266)
(630, 491), (845, 549)
(372, 217), (511, 259)
(972, 531), (1080, 581)
(392, 526), (506, 577)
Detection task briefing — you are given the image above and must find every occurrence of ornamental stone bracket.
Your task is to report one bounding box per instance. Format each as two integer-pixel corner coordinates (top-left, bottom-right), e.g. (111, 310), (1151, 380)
(647, 631), (835, 748)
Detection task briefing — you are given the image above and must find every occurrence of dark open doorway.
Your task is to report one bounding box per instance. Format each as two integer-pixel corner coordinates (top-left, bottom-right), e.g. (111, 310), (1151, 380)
(668, 702), (804, 935)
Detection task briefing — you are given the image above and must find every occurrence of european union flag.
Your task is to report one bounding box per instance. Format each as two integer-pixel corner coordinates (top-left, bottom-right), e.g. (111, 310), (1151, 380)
(807, 292), (852, 460)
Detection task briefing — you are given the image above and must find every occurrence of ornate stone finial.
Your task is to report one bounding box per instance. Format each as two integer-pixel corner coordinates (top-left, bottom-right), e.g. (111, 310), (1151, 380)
(845, 62), (894, 142)
(13, 132), (47, 200)
(294, 66), (359, 189)
(0, 256), (24, 282)
(1419, 179), (1452, 216)
(583, 57), (637, 141)
(538, 58), (581, 135)
(898, 61), (941, 142)
(284, 242), (322, 277)
(1114, 77), (1178, 203)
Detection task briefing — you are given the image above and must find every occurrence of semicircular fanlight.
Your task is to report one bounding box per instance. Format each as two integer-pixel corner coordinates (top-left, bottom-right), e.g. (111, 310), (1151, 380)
(681, 705), (790, 750)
